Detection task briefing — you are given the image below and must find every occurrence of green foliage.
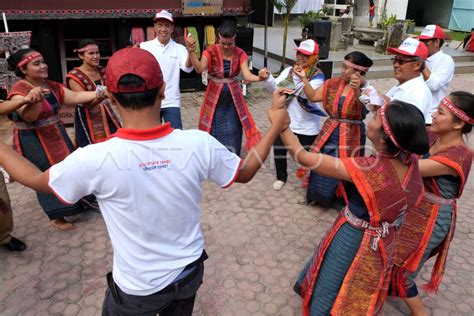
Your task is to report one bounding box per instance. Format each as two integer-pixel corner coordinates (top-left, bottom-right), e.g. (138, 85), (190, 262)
(297, 10), (321, 28)
(270, 0), (297, 14)
(406, 19), (415, 28)
(319, 5), (331, 16)
(380, 14), (397, 30)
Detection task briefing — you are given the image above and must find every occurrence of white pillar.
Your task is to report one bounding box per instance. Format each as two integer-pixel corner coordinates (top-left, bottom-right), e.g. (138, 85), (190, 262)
(384, 0), (409, 20)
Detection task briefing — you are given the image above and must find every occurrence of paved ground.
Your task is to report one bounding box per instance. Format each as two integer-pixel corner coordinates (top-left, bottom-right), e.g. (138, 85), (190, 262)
(0, 74), (473, 315)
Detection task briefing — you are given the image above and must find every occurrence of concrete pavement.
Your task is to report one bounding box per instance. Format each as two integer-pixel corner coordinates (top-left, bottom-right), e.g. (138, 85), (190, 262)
(0, 74), (473, 315)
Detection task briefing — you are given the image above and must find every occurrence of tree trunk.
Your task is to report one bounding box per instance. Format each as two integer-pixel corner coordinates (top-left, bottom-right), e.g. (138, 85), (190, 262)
(281, 14), (289, 71)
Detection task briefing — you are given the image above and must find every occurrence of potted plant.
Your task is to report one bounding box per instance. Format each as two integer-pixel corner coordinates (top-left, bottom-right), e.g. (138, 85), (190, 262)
(379, 13), (397, 30)
(318, 6), (331, 20)
(297, 10), (321, 41)
(406, 19), (415, 34)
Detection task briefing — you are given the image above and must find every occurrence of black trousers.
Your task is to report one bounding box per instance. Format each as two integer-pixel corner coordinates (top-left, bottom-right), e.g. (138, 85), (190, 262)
(273, 133), (318, 182)
(102, 263), (204, 316)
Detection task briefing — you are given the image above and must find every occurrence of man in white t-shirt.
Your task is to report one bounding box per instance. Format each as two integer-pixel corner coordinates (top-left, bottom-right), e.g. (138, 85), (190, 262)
(386, 38), (434, 124)
(140, 10), (193, 129)
(418, 25), (455, 108)
(0, 47), (290, 315)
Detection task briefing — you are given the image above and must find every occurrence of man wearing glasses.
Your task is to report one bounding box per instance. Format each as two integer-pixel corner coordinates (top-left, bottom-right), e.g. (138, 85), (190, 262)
(140, 10), (194, 129)
(385, 38), (434, 125)
(418, 25), (455, 110)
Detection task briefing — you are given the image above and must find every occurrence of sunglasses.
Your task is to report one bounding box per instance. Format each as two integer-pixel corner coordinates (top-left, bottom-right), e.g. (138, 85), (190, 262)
(390, 57), (420, 65)
(419, 39), (433, 44)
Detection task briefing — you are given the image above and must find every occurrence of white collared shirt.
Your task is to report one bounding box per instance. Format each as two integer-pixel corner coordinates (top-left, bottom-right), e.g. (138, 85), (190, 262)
(264, 67), (324, 136)
(386, 75), (434, 124)
(425, 50), (455, 107)
(140, 38), (193, 108)
(49, 124), (241, 295)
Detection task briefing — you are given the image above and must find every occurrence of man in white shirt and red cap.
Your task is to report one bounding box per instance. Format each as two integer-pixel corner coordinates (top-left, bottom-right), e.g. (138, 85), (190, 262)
(386, 38), (434, 124)
(140, 10), (193, 129)
(418, 24), (455, 109)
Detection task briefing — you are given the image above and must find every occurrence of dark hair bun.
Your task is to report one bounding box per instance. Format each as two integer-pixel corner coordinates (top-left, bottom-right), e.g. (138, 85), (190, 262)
(6, 48), (36, 78)
(386, 100), (429, 155)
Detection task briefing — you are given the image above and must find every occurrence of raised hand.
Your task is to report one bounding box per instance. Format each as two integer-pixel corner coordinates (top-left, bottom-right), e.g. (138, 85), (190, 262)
(258, 67), (270, 81)
(292, 64), (306, 79)
(268, 89), (291, 132)
(349, 73), (363, 89)
(271, 88), (288, 111)
(185, 33), (197, 52)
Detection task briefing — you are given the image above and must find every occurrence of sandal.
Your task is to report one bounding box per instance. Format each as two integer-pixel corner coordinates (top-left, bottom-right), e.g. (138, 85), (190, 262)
(51, 218), (74, 231)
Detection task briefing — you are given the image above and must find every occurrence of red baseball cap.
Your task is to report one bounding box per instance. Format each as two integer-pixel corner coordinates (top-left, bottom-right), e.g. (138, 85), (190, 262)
(387, 38), (428, 60)
(153, 10), (174, 23)
(106, 47), (163, 93)
(418, 25), (446, 40)
(295, 39), (319, 55)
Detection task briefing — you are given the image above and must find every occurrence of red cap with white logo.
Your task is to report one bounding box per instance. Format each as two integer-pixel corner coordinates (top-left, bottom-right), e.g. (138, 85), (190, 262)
(387, 38), (428, 60)
(418, 25), (445, 40)
(295, 39), (319, 56)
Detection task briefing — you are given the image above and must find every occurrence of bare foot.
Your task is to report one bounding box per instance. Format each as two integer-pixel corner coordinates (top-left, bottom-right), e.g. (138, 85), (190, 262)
(51, 218), (74, 231)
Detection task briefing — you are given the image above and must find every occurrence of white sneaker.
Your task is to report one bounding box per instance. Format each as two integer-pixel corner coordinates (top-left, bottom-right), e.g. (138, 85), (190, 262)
(272, 180), (286, 191)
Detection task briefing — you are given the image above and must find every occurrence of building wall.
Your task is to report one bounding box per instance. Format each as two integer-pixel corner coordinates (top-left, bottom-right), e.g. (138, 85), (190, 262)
(406, 0), (453, 28)
(353, 0), (408, 27)
(449, 0), (474, 32)
(385, 0), (409, 20)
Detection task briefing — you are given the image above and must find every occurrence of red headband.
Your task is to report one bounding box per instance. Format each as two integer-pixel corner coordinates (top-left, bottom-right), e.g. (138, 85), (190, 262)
(219, 35), (236, 44)
(17, 52), (42, 68)
(441, 97), (474, 125)
(73, 44), (99, 53)
(343, 60), (370, 73)
(380, 104), (403, 151)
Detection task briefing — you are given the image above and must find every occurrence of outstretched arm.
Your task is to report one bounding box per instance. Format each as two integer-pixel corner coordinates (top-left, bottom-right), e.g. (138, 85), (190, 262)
(67, 79), (103, 108)
(279, 128), (351, 182)
(240, 60), (269, 82)
(235, 90), (290, 183)
(62, 86), (103, 106)
(0, 87), (47, 116)
(418, 159), (459, 178)
(0, 143), (50, 192)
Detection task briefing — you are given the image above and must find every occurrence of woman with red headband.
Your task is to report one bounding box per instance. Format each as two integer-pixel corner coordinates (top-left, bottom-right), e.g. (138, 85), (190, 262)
(185, 20), (269, 156)
(66, 39), (121, 147)
(274, 96), (429, 315)
(293, 51), (373, 209)
(391, 91), (473, 315)
(6, 48), (105, 231)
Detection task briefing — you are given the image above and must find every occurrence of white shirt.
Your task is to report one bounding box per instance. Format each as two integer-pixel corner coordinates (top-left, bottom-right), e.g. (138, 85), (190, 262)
(48, 124), (241, 296)
(386, 75), (434, 124)
(425, 50), (455, 107)
(140, 38), (193, 109)
(264, 67), (325, 136)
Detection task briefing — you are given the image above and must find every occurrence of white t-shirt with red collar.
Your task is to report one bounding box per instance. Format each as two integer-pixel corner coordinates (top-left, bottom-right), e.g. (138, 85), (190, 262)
(48, 123), (241, 296)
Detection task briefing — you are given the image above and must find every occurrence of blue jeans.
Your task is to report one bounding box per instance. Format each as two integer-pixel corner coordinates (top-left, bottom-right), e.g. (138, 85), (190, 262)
(161, 107), (183, 129)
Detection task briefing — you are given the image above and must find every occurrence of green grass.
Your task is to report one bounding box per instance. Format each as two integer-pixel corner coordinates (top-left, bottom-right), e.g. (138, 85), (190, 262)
(447, 31), (469, 41)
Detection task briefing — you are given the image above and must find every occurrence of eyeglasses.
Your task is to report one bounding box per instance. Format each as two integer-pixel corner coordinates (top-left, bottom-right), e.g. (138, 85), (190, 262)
(390, 57), (420, 65)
